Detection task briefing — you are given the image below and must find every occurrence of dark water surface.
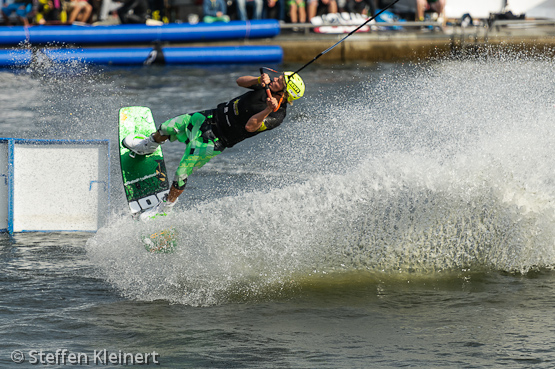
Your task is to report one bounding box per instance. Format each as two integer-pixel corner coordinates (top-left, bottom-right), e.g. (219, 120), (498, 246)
(2, 52), (555, 367)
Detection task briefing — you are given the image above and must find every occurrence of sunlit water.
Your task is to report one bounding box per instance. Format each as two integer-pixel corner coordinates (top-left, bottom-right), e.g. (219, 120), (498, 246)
(2, 48), (555, 367)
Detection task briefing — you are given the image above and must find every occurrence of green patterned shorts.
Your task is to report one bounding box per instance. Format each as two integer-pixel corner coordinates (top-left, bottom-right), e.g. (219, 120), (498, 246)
(159, 111), (223, 187)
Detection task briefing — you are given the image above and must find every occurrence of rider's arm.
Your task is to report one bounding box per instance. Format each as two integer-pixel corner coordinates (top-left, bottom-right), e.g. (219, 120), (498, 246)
(237, 74), (270, 88)
(245, 105), (273, 132)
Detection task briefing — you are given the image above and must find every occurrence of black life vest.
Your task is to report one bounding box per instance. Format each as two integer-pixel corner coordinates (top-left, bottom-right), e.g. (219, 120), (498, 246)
(214, 87), (287, 148)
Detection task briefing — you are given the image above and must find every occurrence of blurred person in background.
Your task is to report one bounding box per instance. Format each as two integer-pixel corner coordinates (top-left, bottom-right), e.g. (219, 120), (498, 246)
(345, 0), (374, 17)
(288, 0), (305, 24)
(264, 0), (285, 21)
(116, 0), (148, 23)
(416, 0), (445, 22)
(66, 0), (93, 23)
(1, 0), (33, 26)
(307, 0), (336, 21)
(235, 0), (262, 20)
(36, 0), (62, 24)
(203, 0), (230, 22)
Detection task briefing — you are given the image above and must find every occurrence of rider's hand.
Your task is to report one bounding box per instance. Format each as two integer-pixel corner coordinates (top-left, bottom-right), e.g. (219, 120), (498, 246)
(260, 73), (271, 87)
(266, 96), (278, 111)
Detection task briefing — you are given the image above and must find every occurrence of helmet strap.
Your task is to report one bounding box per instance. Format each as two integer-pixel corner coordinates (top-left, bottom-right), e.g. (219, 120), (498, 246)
(271, 90), (284, 112)
(276, 94), (284, 110)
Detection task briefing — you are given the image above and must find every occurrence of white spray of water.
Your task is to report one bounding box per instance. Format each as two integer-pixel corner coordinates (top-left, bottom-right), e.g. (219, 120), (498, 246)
(87, 51), (555, 305)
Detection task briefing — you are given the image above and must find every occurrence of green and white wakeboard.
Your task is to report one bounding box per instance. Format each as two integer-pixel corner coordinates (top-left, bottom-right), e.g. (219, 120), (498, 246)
(118, 106), (177, 253)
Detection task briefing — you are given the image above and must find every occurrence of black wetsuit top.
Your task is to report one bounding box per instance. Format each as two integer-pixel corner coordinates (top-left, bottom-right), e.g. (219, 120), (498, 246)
(212, 86), (287, 148)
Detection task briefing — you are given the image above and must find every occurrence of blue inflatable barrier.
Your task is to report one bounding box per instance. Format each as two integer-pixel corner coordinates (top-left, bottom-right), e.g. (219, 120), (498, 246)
(0, 45), (283, 66)
(42, 47), (154, 65)
(163, 46), (283, 64)
(0, 20), (280, 46)
(0, 49), (32, 67)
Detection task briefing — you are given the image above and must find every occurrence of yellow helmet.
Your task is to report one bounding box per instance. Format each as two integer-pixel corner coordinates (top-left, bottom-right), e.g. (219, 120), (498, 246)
(283, 72), (305, 103)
